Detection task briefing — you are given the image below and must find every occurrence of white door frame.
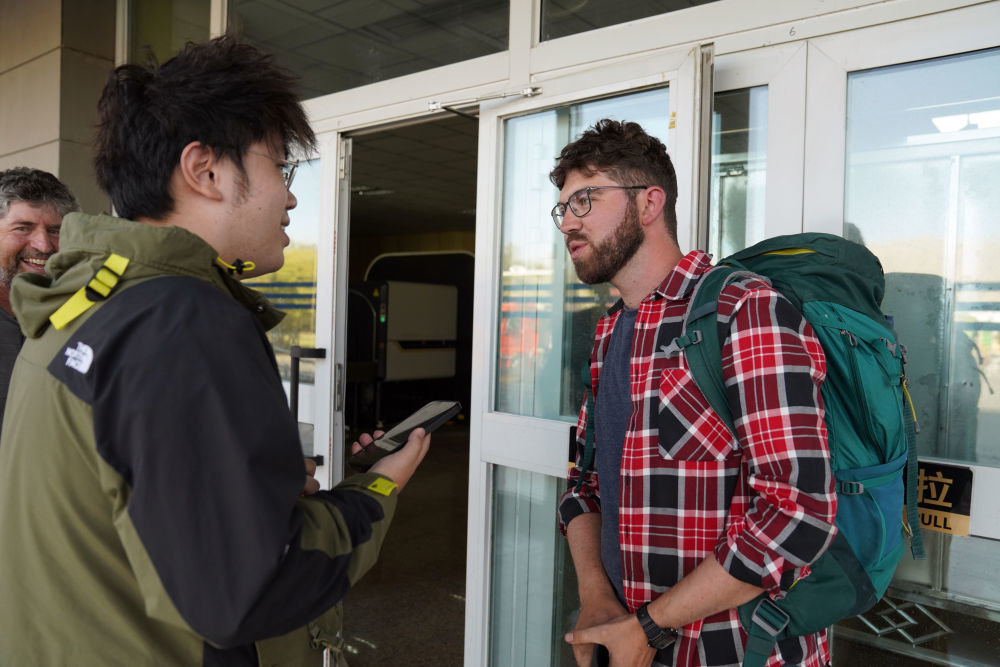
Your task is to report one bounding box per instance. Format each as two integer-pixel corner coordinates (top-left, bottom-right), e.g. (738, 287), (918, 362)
(796, 2), (1000, 615)
(464, 45), (712, 663)
(803, 1), (1000, 234)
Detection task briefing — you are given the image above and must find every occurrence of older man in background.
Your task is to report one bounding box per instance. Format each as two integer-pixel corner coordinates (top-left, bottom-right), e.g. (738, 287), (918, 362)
(0, 167), (78, 422)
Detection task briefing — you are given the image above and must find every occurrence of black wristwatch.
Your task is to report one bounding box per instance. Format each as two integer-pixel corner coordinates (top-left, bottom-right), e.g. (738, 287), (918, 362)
(635, 602), (678, 650)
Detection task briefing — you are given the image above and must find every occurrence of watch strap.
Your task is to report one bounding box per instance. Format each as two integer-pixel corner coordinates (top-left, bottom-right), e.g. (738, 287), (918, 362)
(636, 602), (678, 650)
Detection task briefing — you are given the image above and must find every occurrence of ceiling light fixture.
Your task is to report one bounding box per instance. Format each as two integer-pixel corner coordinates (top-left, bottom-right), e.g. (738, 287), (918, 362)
(352, 185), (395, 197)
(931, 113), (969, 133)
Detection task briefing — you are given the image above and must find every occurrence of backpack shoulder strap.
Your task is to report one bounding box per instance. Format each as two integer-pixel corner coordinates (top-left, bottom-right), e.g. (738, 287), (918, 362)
(677, 266), (790, 667)
(574, 362), (597, 493)
(675, 263), (759, 437)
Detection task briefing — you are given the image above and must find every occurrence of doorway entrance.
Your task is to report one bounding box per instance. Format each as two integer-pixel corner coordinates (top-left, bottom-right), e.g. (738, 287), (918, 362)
(338, 114), (477, 666)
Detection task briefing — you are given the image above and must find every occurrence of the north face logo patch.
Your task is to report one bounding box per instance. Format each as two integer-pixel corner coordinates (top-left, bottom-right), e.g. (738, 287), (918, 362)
(64, 341), (93, 374)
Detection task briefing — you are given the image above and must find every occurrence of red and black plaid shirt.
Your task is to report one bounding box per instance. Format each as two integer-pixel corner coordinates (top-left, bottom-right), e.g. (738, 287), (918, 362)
(558, 251), (837, 667)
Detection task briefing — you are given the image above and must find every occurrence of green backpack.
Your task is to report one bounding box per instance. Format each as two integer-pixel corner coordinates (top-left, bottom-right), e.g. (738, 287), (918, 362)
(673, 233), (926, 667)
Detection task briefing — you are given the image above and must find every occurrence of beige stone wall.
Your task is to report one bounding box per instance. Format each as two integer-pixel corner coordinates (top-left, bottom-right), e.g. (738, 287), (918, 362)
(0, 0), (116, 214)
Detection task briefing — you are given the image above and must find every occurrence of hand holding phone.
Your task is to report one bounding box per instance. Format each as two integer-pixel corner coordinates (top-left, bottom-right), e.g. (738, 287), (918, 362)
(368, 427), (432, 493)
(348, 401), (460, 478)
(370, 400), (461, 453)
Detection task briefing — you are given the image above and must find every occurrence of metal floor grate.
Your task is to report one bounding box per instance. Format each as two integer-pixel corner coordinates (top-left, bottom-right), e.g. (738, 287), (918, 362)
(855, 595), (954, 646)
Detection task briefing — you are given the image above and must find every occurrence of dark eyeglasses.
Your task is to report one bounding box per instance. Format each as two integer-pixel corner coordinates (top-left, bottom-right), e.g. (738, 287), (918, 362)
(247, 150), (300, 189)
(551, 185), (648, 228)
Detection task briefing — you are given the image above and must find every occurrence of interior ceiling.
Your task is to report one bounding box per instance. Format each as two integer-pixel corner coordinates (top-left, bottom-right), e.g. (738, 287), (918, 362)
(349, 114), (480, 239)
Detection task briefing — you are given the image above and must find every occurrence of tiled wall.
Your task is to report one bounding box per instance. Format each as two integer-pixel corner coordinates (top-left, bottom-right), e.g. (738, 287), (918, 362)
(0, 0), (115, 214)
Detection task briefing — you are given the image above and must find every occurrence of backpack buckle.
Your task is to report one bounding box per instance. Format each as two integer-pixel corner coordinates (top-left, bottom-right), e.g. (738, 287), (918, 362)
(839, 480), (864, 495)
(672, 330), (702, 349)
(750, 598), (790, 637)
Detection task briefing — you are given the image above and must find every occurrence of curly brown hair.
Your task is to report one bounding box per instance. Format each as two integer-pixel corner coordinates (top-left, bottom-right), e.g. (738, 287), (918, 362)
(550, 119), (677, 241)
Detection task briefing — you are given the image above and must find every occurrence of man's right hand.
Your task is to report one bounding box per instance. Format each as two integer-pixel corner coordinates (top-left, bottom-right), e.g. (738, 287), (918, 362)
(363, 427), (431, 492)
(572, 594), (627, 666)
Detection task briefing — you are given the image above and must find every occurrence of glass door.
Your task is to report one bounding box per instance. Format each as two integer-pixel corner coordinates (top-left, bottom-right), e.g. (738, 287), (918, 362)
(490, 90), (670, 667)
(466, 46), (710, 665)
(802, 4), (1000, 663)
(709, 42), (807, 252)
(245, 154), (336, 485)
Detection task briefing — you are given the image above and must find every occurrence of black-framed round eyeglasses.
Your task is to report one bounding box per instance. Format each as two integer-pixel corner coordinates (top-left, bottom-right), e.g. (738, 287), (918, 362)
(551, 185), (648, 228)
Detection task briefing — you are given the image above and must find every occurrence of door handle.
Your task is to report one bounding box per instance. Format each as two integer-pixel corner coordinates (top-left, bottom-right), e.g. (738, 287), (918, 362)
(335, 362), (345, 412)
(289, 345), (326, 421)
(290, 346), (327, 465)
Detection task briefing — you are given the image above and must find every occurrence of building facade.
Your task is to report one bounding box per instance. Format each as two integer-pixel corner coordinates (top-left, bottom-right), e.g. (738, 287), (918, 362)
(3, 1), (999, 664)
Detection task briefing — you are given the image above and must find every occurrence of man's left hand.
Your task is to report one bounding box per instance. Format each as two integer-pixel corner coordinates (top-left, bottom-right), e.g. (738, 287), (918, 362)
(565, 613), (657, 667)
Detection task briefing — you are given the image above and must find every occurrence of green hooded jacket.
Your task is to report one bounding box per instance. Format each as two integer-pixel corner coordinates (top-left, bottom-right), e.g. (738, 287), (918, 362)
(0, 213), (397, 666)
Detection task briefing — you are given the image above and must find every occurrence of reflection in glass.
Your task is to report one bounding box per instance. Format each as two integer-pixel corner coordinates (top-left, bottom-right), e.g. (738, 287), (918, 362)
(708, 86), (768, 260)
(845, 47), (1000, 467)
(129, 0), (209, 65)
(541, 0), (721, 42)
(245, 158), (321, 388)
(495, 88), (669, 421)
(488, 466), (577, 666)
(230, 0), (509, 98)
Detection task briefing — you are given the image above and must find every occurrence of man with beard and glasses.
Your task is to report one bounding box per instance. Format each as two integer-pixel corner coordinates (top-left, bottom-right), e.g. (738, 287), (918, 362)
(0, 167), (78, 426)
(553, 120), (836, 667)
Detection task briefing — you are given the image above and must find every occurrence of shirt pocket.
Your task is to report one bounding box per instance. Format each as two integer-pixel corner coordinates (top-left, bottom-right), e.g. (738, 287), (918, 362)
(654, 366), (738, 462)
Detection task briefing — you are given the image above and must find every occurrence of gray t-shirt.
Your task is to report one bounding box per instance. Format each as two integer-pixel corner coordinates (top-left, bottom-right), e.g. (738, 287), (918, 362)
(594, 307), (637, 606)
(0, 308), (24, 432)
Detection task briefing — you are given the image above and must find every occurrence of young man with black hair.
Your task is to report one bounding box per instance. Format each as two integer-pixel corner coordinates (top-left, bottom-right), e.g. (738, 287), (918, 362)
(0, 37), (429, 666)
(554, 120), (837, 667)
(0, 167), (77, 425)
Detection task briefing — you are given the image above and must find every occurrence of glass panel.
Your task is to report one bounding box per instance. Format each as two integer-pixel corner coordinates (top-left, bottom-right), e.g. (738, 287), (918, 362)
(708, 86), (768, 259)
(840, 47), (1000, 663)
(128, 0), (210, 65)
(229, 0), (509, 98)
(541, 0), (721, 42)
(245, 158), (321, 421)
(495, 88), (669, 420)
(488, 466), (577, 666)
(844, 47), (1000, 466)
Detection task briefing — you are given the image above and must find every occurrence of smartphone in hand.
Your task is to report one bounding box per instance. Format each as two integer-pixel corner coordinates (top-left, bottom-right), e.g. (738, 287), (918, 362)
(372, 400), (462, 453)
